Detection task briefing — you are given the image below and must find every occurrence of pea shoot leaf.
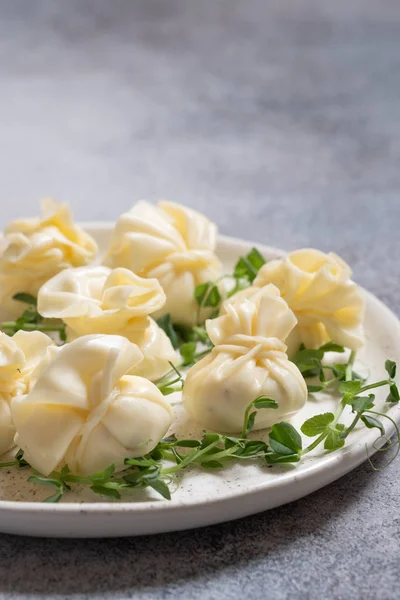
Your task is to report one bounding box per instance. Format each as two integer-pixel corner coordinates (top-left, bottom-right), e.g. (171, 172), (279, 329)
(360, 415), (385, 435)
(243, 411), (257, 438)
(266, 453), (301, 464)
(269, 422), (302, 456)
(301, 413), (335, 437)
(194, 282), (221, 309)
(253, 397), (279, 410)
(156, 314), (180, 349)
(12, 292), (37, 306)
(200, 460), (224, 469)
(347, 395), (375, 414)
(385, 360), (397, 380)
(234, 248), (266, 283)
(387, 383), (400, 403)
(91, 485), (121, 499)
(307, 384), (326, 393)
(1, 293), (66, 341)
(146, 478), (171, 500)
(339, 380), (362, 395)
(324, 424), (345, 450)
(318, 342), (345, 353)
(180, 342), (197, 366)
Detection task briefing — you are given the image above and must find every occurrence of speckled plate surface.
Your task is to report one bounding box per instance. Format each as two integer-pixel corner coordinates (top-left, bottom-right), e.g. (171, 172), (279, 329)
(0, 226), (399, 538)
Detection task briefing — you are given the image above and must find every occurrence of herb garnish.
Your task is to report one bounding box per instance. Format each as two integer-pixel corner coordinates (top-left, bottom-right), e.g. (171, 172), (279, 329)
(156, 315), (214, 369)
(155, 248), (267, 369)
(1, 293), (66, 341)
(194, 247), (267, 323)
(154, 362), (184, 396)
(2, 356), (398, 502)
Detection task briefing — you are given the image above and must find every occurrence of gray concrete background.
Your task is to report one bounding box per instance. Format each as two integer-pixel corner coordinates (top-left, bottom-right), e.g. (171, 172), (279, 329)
(0, 0), (399, 598)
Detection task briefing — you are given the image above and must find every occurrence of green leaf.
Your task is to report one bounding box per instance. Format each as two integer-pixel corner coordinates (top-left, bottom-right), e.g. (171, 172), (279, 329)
(180, 342), (197, 365)
(269, 422), (302, 456)
(43, 491), (63, 503)
(147, 478), (171, 500)
(332, 363), (347, 378)
(247, 248), (266, 270)
(60, 464), (71, 478)
(253, 397), (279, 410)
(387, 383), (400, 403)
(124, 456), (155, 467)
(301, 413), (335, 437)
(140, 469), (162, 485)
(243, 411), (257, 438)
(292, 348), (324, 364)
(234, 259), (254, 282)
(385, 359), (397, 379)
(224, 436), (240, 450)
(158, 385), (178, 396)
(319, 342), (345, 353)
(339, 380), (362, 395)
(324, 427), (345, 450)
(150, 448), (164, 461)
(91, 485), (121, 499)
(307, 384), (326, 393)
(239, 440), (269, 456)
(200, 460), (224, 469)
(233, 248), (266, 283)
(28, 475), (61, 489)
(0, 460), (19, 468)
(12, 292), (37, 306)
(191, 325), (211, 344)
(201, 433), (221, 448)
(156, 314), (180, 349)
(347, 395), (375, 413)
(123, 471), (145, 484)
(361, 415), (385, 435)
(89, 464), (115, 482)
(194, 282), (221, 309)
(266, 453), (301, 464)
(194, 282), (210, 306)
(173, 440), (202, 448)
(204, 285), (221, 308)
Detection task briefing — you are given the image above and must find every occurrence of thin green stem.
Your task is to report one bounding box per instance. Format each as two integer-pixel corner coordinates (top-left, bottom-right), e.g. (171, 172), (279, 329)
(365, 410), (400, 470)
(196, 274), (233, 324)
(161, 439), (222, 474)
(332, 351), (357, 427)
(346, 350), (356, 381)
(340, 414), (361, 441)
(0, 460), (18, 468)
(1, 322), (65, 333)
(302, 432), (328, 455)
(199, 445), (242, 463)
(358, 380), (390, 394)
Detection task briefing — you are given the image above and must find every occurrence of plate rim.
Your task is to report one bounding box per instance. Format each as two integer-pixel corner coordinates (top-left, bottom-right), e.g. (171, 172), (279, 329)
(0, 224), (399, 518)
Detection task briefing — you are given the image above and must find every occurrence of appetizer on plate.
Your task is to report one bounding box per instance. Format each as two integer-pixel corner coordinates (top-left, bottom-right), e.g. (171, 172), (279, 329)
(11, 335), (173, 476)
(0, 199), (398, 504)
(183, 284), (307, 432)
(0, 199), (97, 319)
(38, 266), (178, 381)
(104, 200), (222, 325)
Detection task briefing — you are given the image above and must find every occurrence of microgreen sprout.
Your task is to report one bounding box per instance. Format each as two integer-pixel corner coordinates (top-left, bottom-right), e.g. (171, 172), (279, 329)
(1, 353), (398, 503)
(0, 293), (66, 342)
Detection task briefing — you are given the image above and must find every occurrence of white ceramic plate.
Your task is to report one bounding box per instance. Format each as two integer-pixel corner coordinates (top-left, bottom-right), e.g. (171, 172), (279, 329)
(0, 225), (399, 538)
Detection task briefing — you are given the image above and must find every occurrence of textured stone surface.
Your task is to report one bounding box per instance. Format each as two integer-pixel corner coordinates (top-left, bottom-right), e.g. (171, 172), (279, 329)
(0, 0), (400, 598)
